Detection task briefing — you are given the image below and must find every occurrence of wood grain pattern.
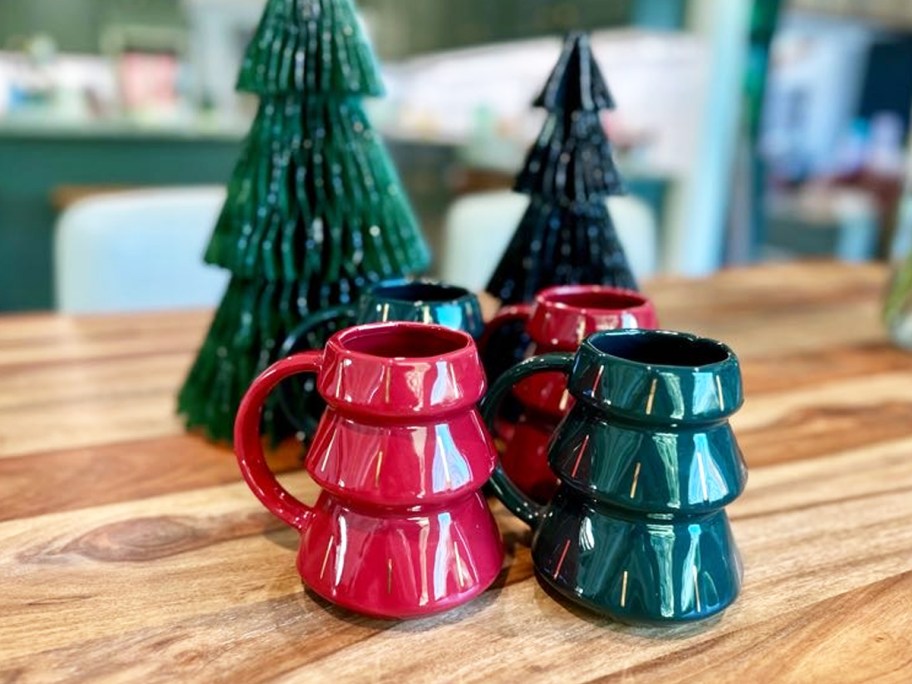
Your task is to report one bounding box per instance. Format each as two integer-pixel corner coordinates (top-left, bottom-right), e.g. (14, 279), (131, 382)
(1, 262), (910, 683)
(0, 436), (301, 522)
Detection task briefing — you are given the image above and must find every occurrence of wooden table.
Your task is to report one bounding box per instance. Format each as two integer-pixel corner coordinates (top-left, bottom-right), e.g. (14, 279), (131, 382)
(2, 262), (911, 682)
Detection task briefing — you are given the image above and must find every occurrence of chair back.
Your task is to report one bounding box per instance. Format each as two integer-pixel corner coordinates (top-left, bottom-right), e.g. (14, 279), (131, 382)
(54, 187), (229, 313)
(440, 191), (658, 292)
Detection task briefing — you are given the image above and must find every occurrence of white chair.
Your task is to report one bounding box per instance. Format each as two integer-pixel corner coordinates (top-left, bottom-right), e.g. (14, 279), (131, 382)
(54, 187), (230, 313)
(439, 191), (658, 292)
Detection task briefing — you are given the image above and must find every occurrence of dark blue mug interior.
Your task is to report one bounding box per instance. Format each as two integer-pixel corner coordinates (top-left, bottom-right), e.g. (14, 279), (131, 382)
(589, 330), (731, 367)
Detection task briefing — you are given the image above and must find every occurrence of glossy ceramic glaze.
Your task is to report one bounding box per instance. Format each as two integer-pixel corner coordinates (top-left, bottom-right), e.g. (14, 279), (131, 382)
(481, 329), (747, 625)
(481, 285), (657, 502)
(235, 322), (504, 619)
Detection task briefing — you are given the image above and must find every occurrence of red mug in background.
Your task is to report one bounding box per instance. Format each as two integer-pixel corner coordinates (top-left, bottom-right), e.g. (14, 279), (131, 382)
(234, 322), (504, 619)
(480, 286), (658, 502)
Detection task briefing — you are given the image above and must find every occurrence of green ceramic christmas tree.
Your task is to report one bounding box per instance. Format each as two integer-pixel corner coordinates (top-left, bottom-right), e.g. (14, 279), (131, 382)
(179, 0), (430, 443)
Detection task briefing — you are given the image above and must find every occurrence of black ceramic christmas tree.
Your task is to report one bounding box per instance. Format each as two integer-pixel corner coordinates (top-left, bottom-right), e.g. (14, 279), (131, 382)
(486, 31), (637, 306)
(178, 0), (430, 443)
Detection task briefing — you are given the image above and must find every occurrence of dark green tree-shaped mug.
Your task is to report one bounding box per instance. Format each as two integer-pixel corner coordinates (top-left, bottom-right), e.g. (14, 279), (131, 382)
(279, 279), (485, 435)
(481, 329), (748, 625)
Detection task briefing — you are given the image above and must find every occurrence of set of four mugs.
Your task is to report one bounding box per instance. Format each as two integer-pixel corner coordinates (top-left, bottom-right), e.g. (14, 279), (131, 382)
(234, 279), (748, 625)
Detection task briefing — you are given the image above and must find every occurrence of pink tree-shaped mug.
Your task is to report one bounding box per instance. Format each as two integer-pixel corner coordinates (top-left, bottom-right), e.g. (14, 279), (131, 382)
(480, 285), (658, 502)
(234, 322), (504, 618)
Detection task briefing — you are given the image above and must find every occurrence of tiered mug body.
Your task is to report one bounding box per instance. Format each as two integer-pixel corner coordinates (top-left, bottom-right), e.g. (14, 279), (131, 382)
(299, 491), (501, 617)
(301, 324), (501, 616)
(236, 322), (504, 619)
(532, 487), (741, 624)
(484, 329), (747, 625)
(494, 286), (657, 502)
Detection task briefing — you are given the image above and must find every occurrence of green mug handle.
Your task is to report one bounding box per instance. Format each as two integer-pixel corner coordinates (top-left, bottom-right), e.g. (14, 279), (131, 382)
(277, 304), (358, 436)
(480, 352), (576, 529)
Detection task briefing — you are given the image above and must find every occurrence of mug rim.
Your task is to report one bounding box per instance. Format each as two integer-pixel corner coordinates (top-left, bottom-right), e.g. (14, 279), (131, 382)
(329, 321), (476, 364)
(535, 284), (651, 314)
(583, 328), (735, 371)
(369, 278), (474, 305)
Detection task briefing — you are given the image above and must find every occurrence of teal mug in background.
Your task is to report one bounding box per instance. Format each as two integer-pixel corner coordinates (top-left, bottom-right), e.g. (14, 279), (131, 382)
(481, 328), (748, 625)
(278, 279), (485, 434)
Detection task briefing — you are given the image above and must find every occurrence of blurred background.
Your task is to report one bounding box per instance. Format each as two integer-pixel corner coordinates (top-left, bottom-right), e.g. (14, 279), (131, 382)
(2, 0), (912, 313)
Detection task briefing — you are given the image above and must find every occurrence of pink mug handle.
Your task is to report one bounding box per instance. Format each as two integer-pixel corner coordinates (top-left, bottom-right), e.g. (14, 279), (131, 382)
(477, 303), (534, 355)
(234, 351), (323, 531)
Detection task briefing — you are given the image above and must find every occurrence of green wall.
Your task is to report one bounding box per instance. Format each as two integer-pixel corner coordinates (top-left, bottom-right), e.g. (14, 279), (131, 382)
(0, 131), (241, 311)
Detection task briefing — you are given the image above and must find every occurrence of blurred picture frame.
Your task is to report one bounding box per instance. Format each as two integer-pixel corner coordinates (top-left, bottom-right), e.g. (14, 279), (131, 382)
(101, 25), (186, 118)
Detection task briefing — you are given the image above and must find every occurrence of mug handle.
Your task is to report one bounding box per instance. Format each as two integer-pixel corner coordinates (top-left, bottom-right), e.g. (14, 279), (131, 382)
(479, 352), (576, 529)
(277, 305), (357, 437)
(477, 303), (534, 357)
(235, 351), (324, 531)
